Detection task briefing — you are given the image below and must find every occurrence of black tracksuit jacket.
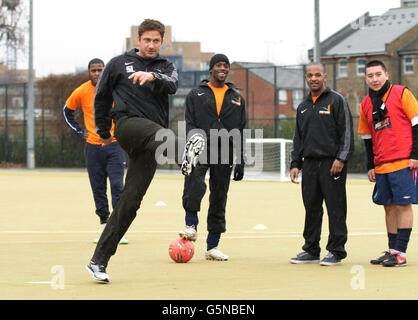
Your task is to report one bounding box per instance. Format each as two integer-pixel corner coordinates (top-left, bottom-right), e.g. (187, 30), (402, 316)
(290, 87), (354, 169)
(94, 49), (178, 139)
(185, 80), (247, 163)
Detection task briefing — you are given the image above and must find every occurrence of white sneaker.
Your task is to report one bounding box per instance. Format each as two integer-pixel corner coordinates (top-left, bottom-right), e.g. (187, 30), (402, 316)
(205, 247), (229, 261)
(181, 133), (205, 176)
(179, 225), (198, 242)
(86, 261), (109, 283)
(119, 235), (129, 245)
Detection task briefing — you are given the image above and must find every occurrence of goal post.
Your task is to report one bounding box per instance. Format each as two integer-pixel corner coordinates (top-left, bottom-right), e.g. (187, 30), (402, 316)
(244, 138), (293, 181)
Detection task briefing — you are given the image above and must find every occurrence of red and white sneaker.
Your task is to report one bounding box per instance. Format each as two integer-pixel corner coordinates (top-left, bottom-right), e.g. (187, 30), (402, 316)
(381, 253), (407, 267)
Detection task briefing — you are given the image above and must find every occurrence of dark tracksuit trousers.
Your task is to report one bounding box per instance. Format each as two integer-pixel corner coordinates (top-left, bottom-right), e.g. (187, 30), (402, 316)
(182, 163), (233, 234)
(301, 158), (348, 260)
(92, 116), (179, 267)
(85, 142), (126, 221)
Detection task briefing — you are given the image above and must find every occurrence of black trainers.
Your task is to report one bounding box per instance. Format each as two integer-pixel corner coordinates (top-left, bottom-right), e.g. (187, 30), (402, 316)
(99, 215), (109, 225)
(86, 261), (109, 282)
(370, 251), (391, 265)
(181, 133), (205, 176)
(382, 253), (407, 267)
(320, 252), (341, 266)
(290, 252), (320, 264)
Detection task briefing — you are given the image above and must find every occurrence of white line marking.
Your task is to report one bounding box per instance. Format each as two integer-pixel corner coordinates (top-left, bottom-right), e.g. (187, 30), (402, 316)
(2, 230), (416, 241)
(223, 235), (302, 239)
(0, 230), (99, 234)
(252, 224), (268, 230)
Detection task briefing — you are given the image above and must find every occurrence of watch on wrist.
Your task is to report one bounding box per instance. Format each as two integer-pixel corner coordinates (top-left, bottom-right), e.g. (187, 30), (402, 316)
(150, 72), (157, 81)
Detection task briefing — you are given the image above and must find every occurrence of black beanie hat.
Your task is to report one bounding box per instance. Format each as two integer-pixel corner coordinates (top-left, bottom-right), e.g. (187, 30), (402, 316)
(209, 54), (230, 70)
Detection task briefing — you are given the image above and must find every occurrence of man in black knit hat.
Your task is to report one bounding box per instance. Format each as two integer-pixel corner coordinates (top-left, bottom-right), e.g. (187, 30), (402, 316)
(179, 53), (247, 261)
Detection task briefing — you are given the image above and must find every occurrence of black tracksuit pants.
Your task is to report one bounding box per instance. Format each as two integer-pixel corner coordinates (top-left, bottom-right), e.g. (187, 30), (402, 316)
(301, 158), (348, 260)
(85, 142), (126, 221)
(182, 163), (233, 234)
(91, 116), (179, 267)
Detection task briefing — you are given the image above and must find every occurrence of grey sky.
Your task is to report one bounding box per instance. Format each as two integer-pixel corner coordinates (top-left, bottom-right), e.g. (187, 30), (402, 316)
(30, 0), (401, 77)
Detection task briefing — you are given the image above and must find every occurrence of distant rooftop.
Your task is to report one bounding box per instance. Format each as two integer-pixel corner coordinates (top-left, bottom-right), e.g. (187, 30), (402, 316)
(324, 6), (418, 57)
(398, 35), (418, 53)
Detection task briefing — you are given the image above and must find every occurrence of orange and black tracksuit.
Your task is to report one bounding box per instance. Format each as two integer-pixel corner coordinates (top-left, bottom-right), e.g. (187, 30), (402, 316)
(290, 88), (354, 169)
(182, 80), (246, 237)
(184, 80), (247, 164)
(290, 87), (354, 260)
(63, 80), (125, 222)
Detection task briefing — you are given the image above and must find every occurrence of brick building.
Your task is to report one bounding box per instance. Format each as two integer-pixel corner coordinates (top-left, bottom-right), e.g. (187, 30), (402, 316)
(230, 62), (304, 121)
(0, 64), (30, 84)
(126, 25), (214, 71)
(309, 4), (418, 116)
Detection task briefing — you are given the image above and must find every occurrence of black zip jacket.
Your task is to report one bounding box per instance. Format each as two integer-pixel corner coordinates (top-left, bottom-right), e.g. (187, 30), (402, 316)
(290, 87), (354, 169)
(94, 49), (178, 139)
(185, 80), (247, 163)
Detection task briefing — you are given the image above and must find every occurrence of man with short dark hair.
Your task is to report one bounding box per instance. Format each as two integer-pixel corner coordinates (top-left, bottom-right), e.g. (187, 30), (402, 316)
(289, 62), (354, 266)
(358, 60), (418, 267)
(179, 53), (247, 261)
(85, 19), (204, 282)
(62, 58), (128, 244)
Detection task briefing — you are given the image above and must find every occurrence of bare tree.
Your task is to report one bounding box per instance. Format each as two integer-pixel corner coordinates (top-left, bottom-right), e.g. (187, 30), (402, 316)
(0, 0), (25, 68)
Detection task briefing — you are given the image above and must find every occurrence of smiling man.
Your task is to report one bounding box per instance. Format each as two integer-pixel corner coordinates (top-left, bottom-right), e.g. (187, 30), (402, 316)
(289, 62), (354, 266)
(179, 54), (247, 261)
(358, 60), (418, 267)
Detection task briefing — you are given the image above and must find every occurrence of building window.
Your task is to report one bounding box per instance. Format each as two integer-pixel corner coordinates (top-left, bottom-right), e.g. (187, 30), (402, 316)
(338, 59), (348, 78)
(404, 56), (414, 74)
(292, 90), (303, 110)
(356, 59), (367, 76)
(278, 89), (287, 105)
(200, 61), (209, 71)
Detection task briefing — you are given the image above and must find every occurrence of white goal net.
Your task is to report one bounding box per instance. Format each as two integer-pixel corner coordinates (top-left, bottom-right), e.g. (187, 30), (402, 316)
(244, 138), (293, 181)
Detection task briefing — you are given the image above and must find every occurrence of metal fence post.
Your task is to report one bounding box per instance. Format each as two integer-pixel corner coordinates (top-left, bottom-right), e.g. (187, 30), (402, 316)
(273, 66), (278, 138)
(398, 56), (402, 85)
(27, 0), (35, 168)
(23, 83), (27, 150)
(5, 85), (9, 162)
(245, 68), (249, 128)
(41, 85), (46, 166)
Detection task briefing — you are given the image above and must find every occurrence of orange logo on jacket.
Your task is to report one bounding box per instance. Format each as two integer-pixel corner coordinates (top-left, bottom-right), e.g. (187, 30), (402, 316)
(231, 96), (241, 106)
(319, 104), (331, 115)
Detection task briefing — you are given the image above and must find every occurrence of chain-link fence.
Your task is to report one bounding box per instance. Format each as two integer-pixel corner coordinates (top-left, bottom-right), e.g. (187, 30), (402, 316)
(0, 73), (88, 168)
(1, 56), (417, 172)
